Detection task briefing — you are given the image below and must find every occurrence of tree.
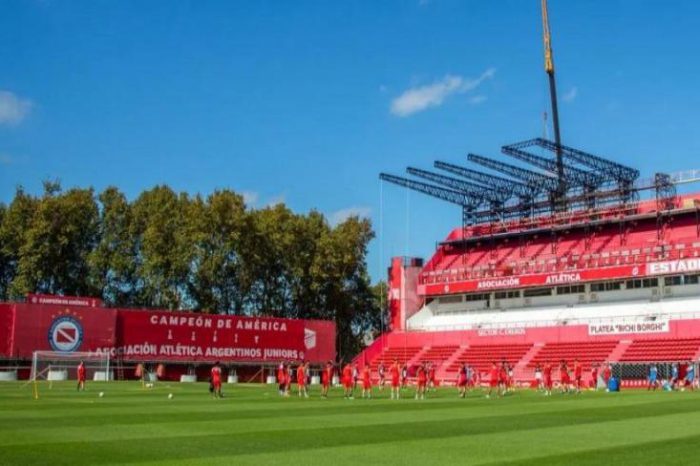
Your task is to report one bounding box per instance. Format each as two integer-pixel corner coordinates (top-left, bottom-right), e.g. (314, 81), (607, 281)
(130, 186), (193, 310)
(88, 187), (138, 306)
(0, 187), (38, 300)
(10, 182), (99, 297)
(187, 189), (247, 314)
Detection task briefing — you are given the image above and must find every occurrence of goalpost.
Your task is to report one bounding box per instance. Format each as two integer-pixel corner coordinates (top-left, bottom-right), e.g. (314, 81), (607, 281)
(29, 351), (111, 399)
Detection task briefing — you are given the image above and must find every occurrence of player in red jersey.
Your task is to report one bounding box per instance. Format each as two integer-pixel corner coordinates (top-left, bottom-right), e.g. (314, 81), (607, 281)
(77, 360), (86, 391)
(590, 364), (599, 391)
(321, 361), (333, 398)
(487, 362), (500, 398)
(361, 365), (372, 399)
(277, 362), (287, 396)
(573, 359), (583, 394)
(296, 361), (308, 398)
(559, 360), (571, 394)
(427, 362), (437, 391)
(602, 363), (612, 389)
(211, 361), (222, 399)
(498, 361), (508, 396)
(457, 363), (468, 398)
(342, 362), (354, 399)
(415, 364), (427, 400)
(543, 361), (553, 396)
(390, 359), (401, 400)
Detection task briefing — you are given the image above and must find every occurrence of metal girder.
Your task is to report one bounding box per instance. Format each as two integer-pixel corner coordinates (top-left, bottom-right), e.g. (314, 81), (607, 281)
(467, 153), (559, 192)
(379, 173), (482, 209)
(501, 144), (604, 189)
(434, 160), (531, 198)
(530, 138), (639, 183)
(406, 167), (510, 204)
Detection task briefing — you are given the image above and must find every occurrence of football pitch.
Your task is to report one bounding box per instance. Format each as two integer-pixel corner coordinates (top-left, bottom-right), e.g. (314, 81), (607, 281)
(1, 382), (699, 465)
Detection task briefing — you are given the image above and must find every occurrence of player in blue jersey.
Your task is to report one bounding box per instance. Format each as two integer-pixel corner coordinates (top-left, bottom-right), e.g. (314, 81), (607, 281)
(671, 363), (680, 390)
(647, 363), (659, 391)
(684, 362), (695, 391)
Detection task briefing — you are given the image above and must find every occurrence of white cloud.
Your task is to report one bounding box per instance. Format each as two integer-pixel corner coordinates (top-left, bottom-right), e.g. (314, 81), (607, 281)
(329, 206), (372, 226)
(390, 68), (495, 117)
(265, 194), (286, 207)
(562, 86), (578, 103)
(241, 191), (259, 206)
(0, 91), (32, 126)
(0, 154), (12, 165)
(469, 95), (487, 105)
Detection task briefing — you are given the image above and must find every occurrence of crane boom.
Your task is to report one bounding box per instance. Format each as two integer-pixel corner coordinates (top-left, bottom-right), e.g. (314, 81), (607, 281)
(542, 0), (565, 206)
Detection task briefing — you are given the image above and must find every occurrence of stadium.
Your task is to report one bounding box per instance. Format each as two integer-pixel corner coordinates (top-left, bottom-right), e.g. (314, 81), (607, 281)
(3, 1), (700, 465)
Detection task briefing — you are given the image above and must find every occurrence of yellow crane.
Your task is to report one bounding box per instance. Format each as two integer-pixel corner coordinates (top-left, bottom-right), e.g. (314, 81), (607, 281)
(541, 0), (566, 208)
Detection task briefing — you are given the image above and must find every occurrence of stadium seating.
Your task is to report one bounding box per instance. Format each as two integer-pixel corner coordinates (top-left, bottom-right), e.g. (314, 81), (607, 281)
(415, 345), (461, 372)
(369, 346), (423, 371)
(527, 341), (619, 372)
(619, 337), (700, 362)
(446, 343), (533, 376)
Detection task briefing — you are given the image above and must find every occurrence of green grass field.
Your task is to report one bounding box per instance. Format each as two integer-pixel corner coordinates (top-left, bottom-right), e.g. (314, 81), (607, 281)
(1, 381), (699, 465)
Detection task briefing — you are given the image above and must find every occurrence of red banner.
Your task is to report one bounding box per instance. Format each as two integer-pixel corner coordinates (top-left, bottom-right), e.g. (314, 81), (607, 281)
(420, 264), (641, 296)
(1, 303), (335, 363)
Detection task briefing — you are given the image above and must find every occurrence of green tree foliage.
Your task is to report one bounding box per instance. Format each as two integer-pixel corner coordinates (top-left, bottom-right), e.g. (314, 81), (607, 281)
(0, 183), (382, 359)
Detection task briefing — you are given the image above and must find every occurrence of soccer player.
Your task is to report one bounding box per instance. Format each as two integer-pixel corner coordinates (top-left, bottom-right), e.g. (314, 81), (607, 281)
(277, 362), (286, 396)
(684, 362), (695, 391)
(671, 362), (680, 389)
(602, 363), (612, 389)
(457, 363), (468, 398)
(591, 364), (599, 391)
(498, 361), (508, 396)
(401, 364), (408, 389)
(487, 362), (500, 399)
(415, 364), (427, 400)
(543, 361), (553, 396)
(342, 362), (354, 399)
(284, 361), (292, 396)
(648, 363), (659, 391)
(361, 365), (372, 399)
(559, 360), (571, 394)
(77, 360), (86, 391)
(428, 362), (437, 391)
(352, 363), (359, 391)
(390, 359), (401, 400)
(534, 363), (543, 392)
(378, 362), (386, 390)
(296, 361), (308, 398)
(211, 361), (222, 399)
(321, 361), (333, 398)
(506, 362), (514, 393)
(573, 359), (582, 394)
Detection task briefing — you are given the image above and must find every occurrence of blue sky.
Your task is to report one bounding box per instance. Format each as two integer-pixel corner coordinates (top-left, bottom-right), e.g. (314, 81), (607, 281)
(1, 0), (700, 282)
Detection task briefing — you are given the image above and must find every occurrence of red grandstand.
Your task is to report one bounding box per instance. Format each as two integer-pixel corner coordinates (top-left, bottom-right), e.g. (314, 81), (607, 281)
(358, 0), (700, 389)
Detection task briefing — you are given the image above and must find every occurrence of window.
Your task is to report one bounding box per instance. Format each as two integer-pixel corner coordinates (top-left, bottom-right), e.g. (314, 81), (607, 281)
(438, 295), (463, 304)
(495, 290), (521, 300)
(591, 281), (622, 292)
(665, 276), (682, 286)
(626, 278), (658, 289)
(523, 288), (552, 297)
(556, 284), (585, 295)
(685, 275), (700, 285)
(465, 293), (490, 302)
